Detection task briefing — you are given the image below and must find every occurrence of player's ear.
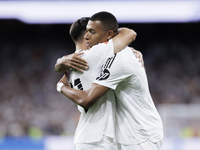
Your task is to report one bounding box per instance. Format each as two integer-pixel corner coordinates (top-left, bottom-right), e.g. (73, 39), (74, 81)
(107, 30), (114, 40)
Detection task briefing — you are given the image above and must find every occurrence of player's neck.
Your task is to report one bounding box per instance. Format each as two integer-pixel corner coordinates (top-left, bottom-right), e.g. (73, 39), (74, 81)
(75, 41), (88, 51)
(75, 45), (83, 51)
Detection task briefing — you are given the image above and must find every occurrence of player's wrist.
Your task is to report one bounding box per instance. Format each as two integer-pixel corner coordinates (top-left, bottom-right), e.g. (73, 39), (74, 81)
(57, 82), (64, 92)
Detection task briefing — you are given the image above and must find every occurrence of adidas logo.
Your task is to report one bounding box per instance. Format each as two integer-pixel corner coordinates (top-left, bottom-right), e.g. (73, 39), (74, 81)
(96, 55), (116, 81)
(96, 68), (110, 80)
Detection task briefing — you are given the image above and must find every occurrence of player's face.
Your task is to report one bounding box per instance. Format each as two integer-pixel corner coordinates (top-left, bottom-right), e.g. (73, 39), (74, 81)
(82, 37), (89, 50)
(84, 20), (108, 49)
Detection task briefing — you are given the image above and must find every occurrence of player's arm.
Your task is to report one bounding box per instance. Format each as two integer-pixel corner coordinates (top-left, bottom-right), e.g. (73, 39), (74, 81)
(113, 27), (137, 54)
(55, 52), (88, 73)
(112, 28), (144, 67)
(57, 73), (109, 109)
(112, 28), (143, 67)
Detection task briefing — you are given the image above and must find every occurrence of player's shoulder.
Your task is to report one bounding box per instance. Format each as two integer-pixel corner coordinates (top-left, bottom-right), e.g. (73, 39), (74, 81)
(88, 43), (106, 54)
(75, 49), (83, 53)
(116, 46), (132, 56)
(92, 39), (112, 49)
(75, 49), (89, 59)
(75, 49), (88, 53)
(115, 47), (138, 66)
(98, 39), (112, 45)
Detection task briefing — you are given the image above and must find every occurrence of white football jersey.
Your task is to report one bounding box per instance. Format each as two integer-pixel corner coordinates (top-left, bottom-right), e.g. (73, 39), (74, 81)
(94, 41), (164, 145)
(70, 40), (116, 145)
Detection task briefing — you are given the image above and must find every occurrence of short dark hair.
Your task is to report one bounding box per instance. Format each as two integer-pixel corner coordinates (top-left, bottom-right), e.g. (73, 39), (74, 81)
(69, 17), (90, 42)
(90, 11), (118, 34)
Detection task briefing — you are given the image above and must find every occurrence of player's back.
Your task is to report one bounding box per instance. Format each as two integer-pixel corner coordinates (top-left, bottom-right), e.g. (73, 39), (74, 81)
(114, 47), (163, 144)
(70, 50), (116, 144)
(93, 46), (163, 145)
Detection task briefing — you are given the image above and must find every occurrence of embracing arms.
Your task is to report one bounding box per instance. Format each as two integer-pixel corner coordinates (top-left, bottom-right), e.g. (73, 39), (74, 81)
(55, 28), (141, 73)
(57, 72), (109, 109)
(55, 52), (88, 73)
(54, 47), (143, 73)
(113, 27), (137, 54)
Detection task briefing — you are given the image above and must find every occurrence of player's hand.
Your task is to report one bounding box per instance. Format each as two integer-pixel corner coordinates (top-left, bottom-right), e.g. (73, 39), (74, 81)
(131, 48), (144, 67)
(56, 72), (71, 93)
(61, 52), (88, 72)
(58, 72), (71, 87)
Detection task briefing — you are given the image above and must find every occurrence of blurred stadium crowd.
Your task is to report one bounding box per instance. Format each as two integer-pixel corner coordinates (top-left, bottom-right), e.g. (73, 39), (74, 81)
(0, 21), (199, 138)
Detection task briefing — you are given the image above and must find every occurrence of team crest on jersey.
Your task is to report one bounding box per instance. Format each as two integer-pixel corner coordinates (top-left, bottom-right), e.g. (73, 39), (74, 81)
(96, 55), (116, 81)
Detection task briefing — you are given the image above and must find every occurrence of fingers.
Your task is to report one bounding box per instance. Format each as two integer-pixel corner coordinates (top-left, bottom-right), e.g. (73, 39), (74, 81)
(131, 48), (140, 59)
(136, 51), (144, 67)
(68, 61), (88, 72)
(131, 48), (144, 67)
(131, 47), (137, 54)
(58, 74), (71, 87)
(136, 51), (142, 59)
(62, 53), (89, 71)
(139, 56), (144, 67)
(59, 74), (68, 83)
(69, 64), (84, 72)
(73, 57), (88, 69)
(74, 52), (88, 63)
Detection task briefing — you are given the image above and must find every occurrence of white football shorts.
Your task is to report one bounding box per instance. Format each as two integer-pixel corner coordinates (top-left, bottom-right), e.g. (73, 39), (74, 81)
(116, 140), (162, 150)
(74, 135), (117, 150)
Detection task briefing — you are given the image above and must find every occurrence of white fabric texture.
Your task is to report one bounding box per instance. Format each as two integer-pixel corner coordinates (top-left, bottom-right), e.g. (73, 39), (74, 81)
(94, 43), (164, 145)
(116, 140), (162, 150)
(75, 136), (117, 150)
(70, 40), (116, 145)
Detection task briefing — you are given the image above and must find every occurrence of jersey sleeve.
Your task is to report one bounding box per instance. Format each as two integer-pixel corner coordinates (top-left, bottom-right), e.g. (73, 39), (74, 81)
(93, 51), (131, 90)
(86, 39), (115, 67)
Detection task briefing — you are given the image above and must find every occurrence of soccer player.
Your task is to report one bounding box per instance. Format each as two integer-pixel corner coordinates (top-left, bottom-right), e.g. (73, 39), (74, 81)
(57, 11), (163, 150)
(56, 17), (138, 149)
